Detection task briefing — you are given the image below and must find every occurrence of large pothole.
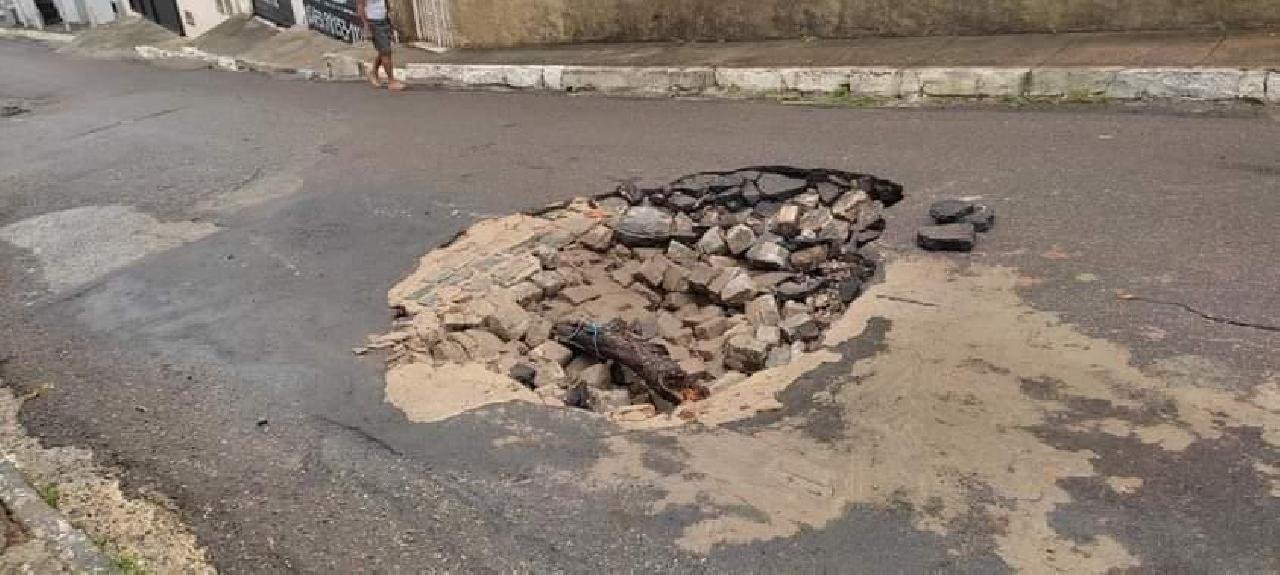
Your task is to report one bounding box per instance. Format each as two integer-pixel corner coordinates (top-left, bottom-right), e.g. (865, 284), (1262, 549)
(366, 166), (903, 423)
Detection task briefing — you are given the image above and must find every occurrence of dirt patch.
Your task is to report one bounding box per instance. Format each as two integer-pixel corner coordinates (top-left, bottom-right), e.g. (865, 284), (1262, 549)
(0, 387), (213, 573)
(586, 254), (1278, 570)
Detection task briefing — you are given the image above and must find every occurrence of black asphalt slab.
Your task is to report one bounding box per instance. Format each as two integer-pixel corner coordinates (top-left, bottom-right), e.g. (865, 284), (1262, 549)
(1, 39), (1278, 572)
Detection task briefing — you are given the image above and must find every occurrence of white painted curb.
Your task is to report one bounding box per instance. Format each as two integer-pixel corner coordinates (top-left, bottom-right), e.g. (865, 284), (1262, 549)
(0, 28), (75, 43)
(133, 47), (1278, 103)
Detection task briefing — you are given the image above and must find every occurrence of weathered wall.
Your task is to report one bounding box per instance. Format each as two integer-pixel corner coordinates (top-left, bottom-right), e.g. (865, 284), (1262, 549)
(441, 0), (1280, 47)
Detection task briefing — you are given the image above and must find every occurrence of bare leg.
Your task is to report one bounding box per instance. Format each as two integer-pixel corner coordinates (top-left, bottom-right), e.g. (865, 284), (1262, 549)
(366, 55), (382, 87)
(383, 53), (404, 91)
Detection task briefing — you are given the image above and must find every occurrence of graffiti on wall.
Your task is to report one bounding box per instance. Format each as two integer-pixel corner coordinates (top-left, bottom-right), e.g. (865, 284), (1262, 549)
(305, 0), (362, 43)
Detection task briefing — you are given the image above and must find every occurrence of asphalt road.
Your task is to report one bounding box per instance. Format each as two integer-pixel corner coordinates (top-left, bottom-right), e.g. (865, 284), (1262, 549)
(1, 39), (1277, 573)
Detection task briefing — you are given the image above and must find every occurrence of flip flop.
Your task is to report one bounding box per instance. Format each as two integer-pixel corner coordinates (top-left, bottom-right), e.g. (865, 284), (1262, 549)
(366, 66), (383, 88)
(387, 80), (407, 92)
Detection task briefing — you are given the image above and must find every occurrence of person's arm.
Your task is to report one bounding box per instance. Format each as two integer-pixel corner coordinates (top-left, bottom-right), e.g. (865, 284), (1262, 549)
(356, 0), (369, 33)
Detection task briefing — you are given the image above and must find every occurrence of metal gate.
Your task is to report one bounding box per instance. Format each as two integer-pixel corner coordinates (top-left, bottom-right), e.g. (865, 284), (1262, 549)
(412, 0), (451, 48)
(130, 0), (182, 34)
(253, 0), (293, 27)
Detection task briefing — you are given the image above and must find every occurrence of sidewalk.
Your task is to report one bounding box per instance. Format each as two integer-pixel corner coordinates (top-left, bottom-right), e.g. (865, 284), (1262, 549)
(392, 30), (1280, 69)
(321, 28), (1280, 102)
(6, 17), (1278, 102)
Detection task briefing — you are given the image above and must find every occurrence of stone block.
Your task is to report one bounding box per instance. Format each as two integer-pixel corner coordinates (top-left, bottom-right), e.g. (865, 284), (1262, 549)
(766, 344), (792, 368)
(531, 341), (574, 366)
(745, 294), (781, 327)
(523, 317), (552, 348)
(724, 335), (768, 372)
(818, 219), (850, 245)
(746, 242), (791, 270)
(1027, 67), (1120, 97)
(756, 325), (782, 346)
(696, 227), (729, 255)
(716, 67), (785, 92)
(509, 362), (536, 387)
(694, 316), (731, 340)
(667, 241), (700, 266)
(662, 264), (691, 293)
(772, 205), (801, 237)
(848, 67), (904, 97)
(781, 67), (852, 92)
(411, 312), (445, 346)
(615, 206), (674, 247)
(917, 224), (977, 252)
(782, 300), (809, 319)
(589, 387), (631, 413)
(482, 295), (532, 341)
(718, 271), (759, 306)
(779, 313), (820, 342)
(1239, 70), (1267, 101)
(579, 225), (614, 251)
(560, 66), (715, 93)
(961, 205), (996, 232)
(577, 363), (612, 389)
(530, 270), (565, 296)
(917, 67), (1030, 97)
(1107, 68), (1247, 100)
(756, 173), (808, 200)
(929, 199), (976, 223)
(831, 190), (871, 220)
(725, 224), (757, 255)
(560, 284), (604, 305)
(798, 206), (833, 232)
(687, 262), (718, 291)
(789, 245), (829, 272)
(637, 254), (672, 288)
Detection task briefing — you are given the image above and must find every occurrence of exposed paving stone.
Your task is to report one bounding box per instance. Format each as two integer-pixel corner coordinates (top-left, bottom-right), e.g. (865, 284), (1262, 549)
(695, 226), (728, 255)
(529, 270), (566, 295)
(779, 313), (821, 342)
(724, 335), (768, 372)
(615, 206), (674, 246)
(577, 363), (612, 389)
(772, 204), (802, 237)
(929, 199), (976, 223)
(724, 224), (757, 255)
(579, 225), (614, 251)
(766, 343), (793, 368)
(961, 204), (996, 232)
(693, 316), (731, 340)
(755, 324), (782, 346)
(746, 241), (790, 270)
(790, 245), (829, 272)
(718, 270), (758, 306)
(745, 294), (781, 327)
(666, 240), (700, 266)
(378, 165), (904, 413)
(636, 254), (672, 287)
(530, 341), (574, 366)
(918, 223), (977, 252)
(831, 190), (871, 220)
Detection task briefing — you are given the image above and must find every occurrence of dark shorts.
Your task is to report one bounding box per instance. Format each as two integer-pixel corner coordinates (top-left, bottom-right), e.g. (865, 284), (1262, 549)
(370, 19), (393, 55)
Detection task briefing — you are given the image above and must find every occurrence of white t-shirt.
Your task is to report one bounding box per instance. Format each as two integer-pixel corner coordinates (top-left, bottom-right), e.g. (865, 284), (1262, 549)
(366, 0), (387, 20)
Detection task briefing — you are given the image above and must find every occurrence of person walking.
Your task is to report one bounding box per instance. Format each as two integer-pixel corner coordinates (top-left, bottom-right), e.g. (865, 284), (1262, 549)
(357, 0), (404, 91)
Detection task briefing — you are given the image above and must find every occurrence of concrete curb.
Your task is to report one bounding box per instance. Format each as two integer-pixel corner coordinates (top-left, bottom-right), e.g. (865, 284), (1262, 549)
(0, 461), (116, 573)
(0, 28), (76, 44)
(126, 43), (1278, 103)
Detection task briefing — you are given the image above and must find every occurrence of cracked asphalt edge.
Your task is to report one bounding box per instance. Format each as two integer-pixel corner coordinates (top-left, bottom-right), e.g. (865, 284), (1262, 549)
(0, 382), (214, 574)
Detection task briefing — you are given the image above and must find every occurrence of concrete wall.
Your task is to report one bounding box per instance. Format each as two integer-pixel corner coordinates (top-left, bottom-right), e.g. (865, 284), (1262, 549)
(440, 0), (1280, 47)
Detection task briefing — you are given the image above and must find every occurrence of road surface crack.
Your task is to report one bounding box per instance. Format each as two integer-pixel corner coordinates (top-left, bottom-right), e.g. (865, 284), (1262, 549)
(1119, 293), (1280, 333)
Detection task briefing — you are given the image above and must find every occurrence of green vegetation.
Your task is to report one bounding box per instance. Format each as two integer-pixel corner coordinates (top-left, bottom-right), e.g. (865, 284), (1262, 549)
(112, 552), (147, 575)
(36, 483), (59, 509)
